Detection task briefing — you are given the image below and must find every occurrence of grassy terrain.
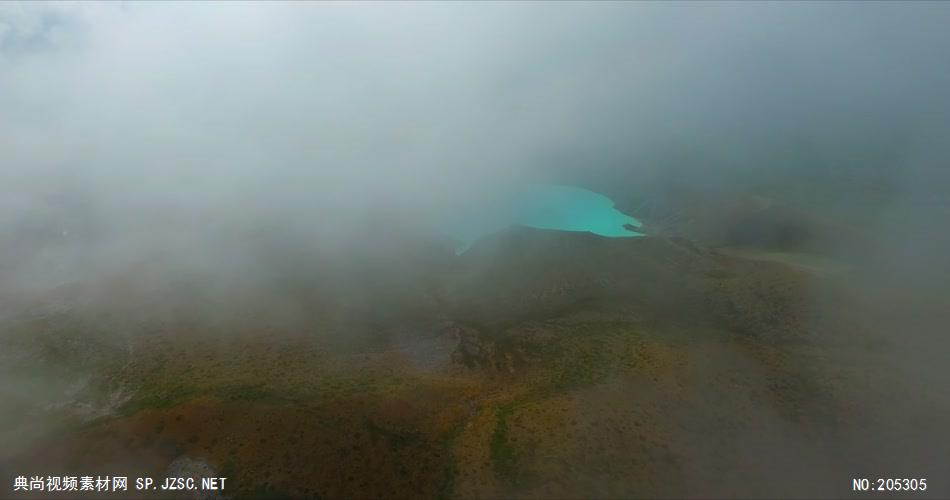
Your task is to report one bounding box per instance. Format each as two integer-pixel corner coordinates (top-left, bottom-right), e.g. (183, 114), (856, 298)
(3, 232), (948, 498)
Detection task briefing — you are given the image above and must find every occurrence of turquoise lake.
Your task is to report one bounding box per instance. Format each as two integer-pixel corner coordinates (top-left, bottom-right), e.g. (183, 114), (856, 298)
(442, 185), (644, 254)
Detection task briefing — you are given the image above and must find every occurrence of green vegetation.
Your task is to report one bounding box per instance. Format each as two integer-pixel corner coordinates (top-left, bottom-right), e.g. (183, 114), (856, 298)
(365, 419), (423, 451)
(5, 226), (925, 499)
(489, 405), (517, 484)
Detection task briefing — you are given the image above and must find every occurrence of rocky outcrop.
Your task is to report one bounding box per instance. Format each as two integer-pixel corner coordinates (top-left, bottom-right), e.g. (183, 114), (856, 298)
(445, 322), (525, 373)
(448, 322), (493, 368)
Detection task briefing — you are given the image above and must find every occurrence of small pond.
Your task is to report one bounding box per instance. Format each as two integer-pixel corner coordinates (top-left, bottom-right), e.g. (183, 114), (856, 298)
(442, 184), (644, 254)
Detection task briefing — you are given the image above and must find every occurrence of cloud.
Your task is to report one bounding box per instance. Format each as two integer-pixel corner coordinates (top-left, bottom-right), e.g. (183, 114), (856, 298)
(0, 1), (948, 277)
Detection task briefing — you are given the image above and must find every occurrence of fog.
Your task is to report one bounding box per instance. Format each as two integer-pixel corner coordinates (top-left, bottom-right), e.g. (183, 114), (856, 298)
(3, 2), (948, 276)
(1, 2), (949, 498)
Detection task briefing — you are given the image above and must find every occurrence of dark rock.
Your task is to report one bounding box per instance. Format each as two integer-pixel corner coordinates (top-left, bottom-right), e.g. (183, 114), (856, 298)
(446, 322), (495, 369)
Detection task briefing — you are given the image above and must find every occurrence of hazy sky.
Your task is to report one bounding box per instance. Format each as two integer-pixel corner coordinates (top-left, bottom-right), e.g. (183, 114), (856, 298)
(1, 2), (949, 263)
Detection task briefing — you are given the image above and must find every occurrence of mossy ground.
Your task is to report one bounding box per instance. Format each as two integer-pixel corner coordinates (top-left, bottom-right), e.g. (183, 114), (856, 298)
(3, 236), (948, 498)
